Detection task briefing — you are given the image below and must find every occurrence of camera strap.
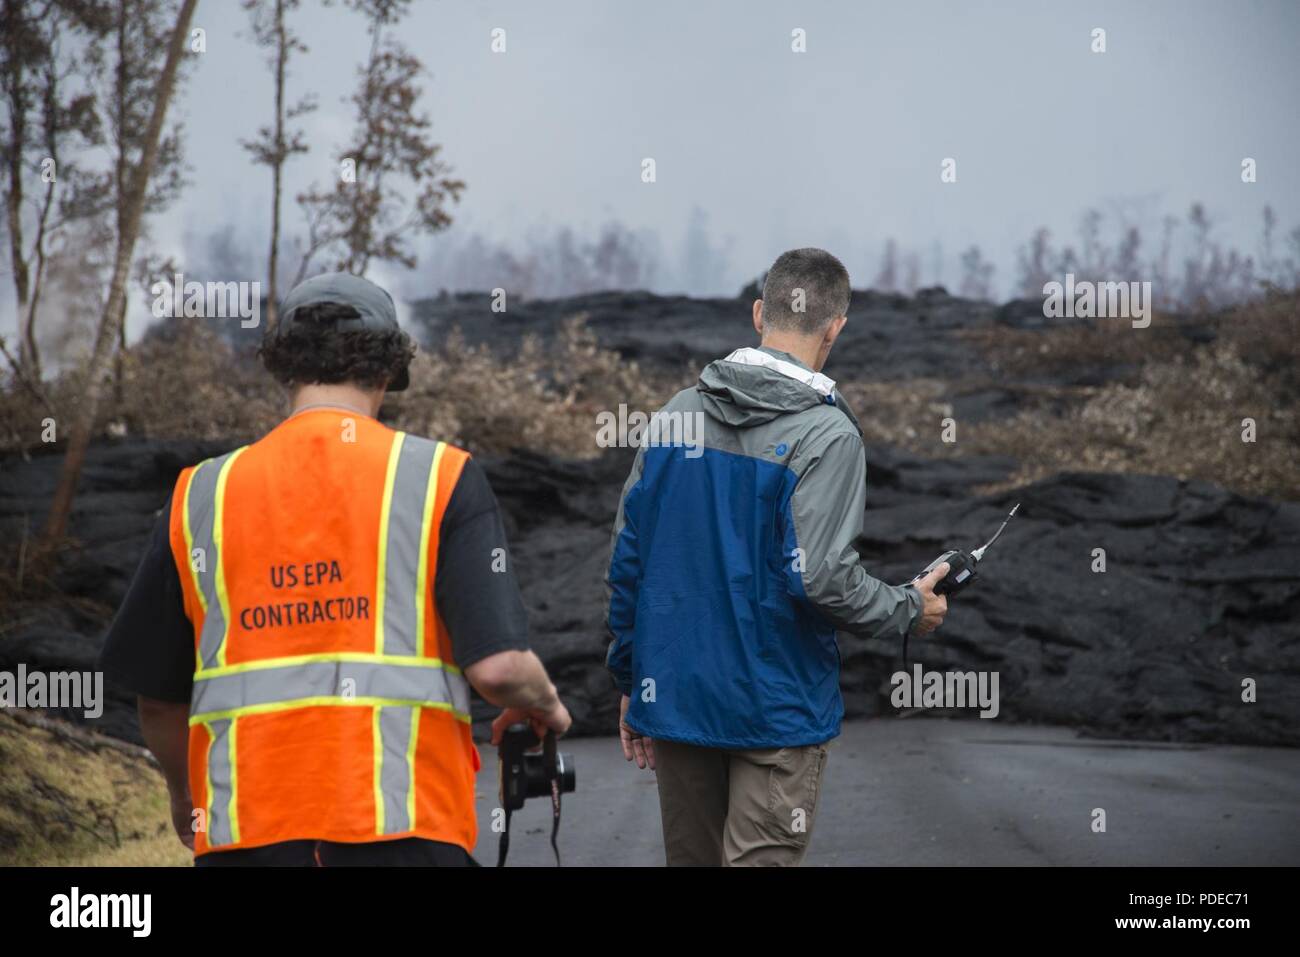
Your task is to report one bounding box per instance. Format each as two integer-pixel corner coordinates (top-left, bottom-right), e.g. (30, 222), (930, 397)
(496, 808), (512, 867)
(545, 731), (562, 867)
(495, 733), (563, 868)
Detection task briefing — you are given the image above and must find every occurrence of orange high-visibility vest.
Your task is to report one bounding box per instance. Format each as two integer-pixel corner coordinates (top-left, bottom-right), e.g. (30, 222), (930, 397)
(167, 410), (479, 856)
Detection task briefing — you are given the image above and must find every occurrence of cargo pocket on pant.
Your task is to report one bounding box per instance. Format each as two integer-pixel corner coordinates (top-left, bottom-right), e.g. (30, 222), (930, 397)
(764, 744), (828, 848)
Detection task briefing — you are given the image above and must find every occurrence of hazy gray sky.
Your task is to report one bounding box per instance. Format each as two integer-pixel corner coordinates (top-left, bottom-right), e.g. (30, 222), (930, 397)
(8, 0), (1300, 343)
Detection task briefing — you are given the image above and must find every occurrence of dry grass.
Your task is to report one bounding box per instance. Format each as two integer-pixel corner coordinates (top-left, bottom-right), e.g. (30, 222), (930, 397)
(115, 326), (284, 441)
(1220, 288), (1300, 374)
(836, 377), (952, 447)
(965, 344), (1298, 498)
(960, 309), (1195, 379)
(0, 325), (284, 450)
(0, 711), (190, 866)
(1, 315), (671, 461)
(2, 297), (1295, 499)
(0, 365), (92, 452)
(386, 316), (675, 458)
(962, 294), (1298, 499)
(837, 294), (1300, 500)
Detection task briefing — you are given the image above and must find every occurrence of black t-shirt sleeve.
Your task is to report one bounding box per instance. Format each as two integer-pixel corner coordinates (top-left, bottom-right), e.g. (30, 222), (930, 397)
(97, 497), (197, 704)
(434, 458), (531, 669)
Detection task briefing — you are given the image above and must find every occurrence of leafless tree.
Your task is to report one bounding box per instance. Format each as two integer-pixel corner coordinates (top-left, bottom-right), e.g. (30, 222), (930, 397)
(294, 0), (463, 281)
(241, 0), (314, 327)
(43, 0), (198, 544)
(1, 0), (110, 382)
(77, 0), (193, 403)
(873, 238), (898, 293)
(1015, 228), (1053, 297)
(959, 245), (994, 301)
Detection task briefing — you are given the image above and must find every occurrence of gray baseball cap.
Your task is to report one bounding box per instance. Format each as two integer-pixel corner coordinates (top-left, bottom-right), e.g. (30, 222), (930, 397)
(274, 272), (410, 391)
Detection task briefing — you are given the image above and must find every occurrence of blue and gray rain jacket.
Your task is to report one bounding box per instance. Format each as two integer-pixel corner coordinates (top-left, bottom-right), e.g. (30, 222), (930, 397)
(605, 346), (922, 749)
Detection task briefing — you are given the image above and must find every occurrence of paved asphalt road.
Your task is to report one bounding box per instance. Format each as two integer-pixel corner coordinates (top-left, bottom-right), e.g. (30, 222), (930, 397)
(474, 718), (1300, 867)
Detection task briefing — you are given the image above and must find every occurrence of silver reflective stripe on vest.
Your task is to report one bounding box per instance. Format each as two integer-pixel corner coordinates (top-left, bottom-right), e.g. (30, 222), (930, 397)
(377, 705), (417, 834)
(205, 718), (237, 847)
(187, 449), (243, 671)
(191, 657), (471, 721)
(380, 434), (442, 656)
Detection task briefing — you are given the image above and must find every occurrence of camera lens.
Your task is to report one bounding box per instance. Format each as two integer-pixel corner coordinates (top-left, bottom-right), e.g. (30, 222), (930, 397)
(522, 750), (578, 798)
(555, 752), (576, 794)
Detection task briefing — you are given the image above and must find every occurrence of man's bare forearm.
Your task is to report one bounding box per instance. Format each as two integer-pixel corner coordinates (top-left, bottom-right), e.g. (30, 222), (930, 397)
(137, 696), (190, 795)
(465, 649), (560, 712)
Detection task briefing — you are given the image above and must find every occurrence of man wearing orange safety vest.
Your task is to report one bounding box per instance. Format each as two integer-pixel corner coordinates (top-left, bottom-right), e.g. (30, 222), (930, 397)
(99, 272), (571, 866)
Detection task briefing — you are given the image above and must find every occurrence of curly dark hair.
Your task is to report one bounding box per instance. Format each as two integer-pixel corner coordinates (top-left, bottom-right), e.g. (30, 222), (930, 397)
(259, 302), (414, 390)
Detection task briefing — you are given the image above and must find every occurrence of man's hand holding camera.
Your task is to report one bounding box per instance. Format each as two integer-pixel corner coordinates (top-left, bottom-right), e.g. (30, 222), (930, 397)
(490, 696), (572, 746)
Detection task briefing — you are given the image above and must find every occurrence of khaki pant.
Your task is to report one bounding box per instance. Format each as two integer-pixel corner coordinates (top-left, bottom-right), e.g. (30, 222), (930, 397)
(653, 738), (830, 866)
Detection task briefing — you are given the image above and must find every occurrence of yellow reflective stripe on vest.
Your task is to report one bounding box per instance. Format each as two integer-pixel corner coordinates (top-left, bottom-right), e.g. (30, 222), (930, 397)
(193, 695), (464, 724)
(376, 433), (445, 656)
(369, 438), (452, 834)
(391, 439), (444, 836)
(414, 441), (447, 645)
(404, 706), (420, 830)
(372, 433), (406, 654)
(181, 471), (204, 615)
(186, 447), (248, 672)
(193, 649), (463, 680)
(189, 655), (472, 723)
(203, 718), (239, 847)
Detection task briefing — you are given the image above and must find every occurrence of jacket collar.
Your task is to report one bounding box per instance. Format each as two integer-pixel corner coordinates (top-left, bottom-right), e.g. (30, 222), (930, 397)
(721, 346), (837, 398)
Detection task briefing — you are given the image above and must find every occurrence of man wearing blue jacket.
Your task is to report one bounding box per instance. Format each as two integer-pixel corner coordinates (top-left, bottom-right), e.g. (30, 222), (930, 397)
(604, 248), (950, 866)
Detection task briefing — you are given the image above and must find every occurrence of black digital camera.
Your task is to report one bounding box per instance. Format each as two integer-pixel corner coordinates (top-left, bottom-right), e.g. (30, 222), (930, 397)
(498, 722), (576, 810)
(496, 722), (576, 866)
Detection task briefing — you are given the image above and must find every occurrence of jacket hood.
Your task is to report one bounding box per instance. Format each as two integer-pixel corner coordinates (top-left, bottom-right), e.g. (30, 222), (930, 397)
(697, 347), (845, 428)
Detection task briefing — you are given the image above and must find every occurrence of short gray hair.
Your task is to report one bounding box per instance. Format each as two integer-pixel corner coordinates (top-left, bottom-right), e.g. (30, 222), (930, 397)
(759, 248), (851, 334)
